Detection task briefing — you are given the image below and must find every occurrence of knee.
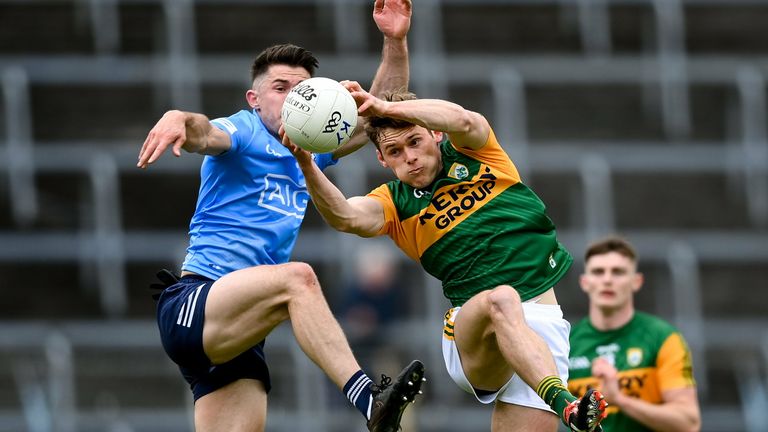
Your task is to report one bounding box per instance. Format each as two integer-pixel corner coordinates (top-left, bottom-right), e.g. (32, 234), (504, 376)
(486, 285), (523, 319)
(284, 262), (321, 295)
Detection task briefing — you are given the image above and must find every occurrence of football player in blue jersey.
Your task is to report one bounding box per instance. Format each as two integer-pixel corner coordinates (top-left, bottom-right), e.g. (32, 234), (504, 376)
(136, 2), (424, 431)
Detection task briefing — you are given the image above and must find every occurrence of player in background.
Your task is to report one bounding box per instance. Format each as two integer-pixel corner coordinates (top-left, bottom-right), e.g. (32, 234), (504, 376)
(136, 2), (425, 432)
(280, 85), (607, 432)
(568, 236), (701, 431)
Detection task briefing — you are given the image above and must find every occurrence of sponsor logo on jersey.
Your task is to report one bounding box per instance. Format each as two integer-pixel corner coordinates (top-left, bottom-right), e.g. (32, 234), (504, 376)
(447, 163), (469, 180)
(265, 143), (284, 158)
(259, 174), (309, 219)
(570, 370), (653, 410)
(418, 167), (497, 230)
(596, 343), (620, 366)
(413, 188), (431, 199)
(548, 253), (557, 268)
(627, 348), (644, 367)
(569, 356), (591, 370)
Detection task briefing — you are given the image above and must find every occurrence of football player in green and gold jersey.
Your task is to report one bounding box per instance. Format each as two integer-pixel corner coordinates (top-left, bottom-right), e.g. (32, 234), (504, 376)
(568, 236), (701, 432)
(280, 83), (607, 432)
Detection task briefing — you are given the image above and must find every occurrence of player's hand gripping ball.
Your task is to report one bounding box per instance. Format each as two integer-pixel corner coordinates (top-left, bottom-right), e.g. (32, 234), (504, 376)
(281, 77), (358, 153)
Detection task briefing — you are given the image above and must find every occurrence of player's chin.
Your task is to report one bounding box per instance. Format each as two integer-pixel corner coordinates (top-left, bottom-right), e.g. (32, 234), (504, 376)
(405, 177), (428, 189)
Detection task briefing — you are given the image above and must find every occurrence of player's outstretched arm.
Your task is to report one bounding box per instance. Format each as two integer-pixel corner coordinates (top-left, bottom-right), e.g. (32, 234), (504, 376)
(369, 0), (411, 96)
(331, 0), (412, 160)
(345, 80), (491, 150)
(137, 110), (231, 168)
(280, 127), (385, 237)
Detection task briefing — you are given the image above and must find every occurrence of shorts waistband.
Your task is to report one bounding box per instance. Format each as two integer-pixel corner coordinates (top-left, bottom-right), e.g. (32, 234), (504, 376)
(179, 274), (214, 284)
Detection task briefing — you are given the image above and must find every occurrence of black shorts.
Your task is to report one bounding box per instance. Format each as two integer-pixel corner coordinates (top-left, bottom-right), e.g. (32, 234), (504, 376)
(156, 274), (271, 400)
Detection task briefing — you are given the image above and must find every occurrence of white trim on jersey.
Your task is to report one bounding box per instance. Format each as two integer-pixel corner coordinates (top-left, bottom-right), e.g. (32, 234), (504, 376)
(211, 118), (238, 135)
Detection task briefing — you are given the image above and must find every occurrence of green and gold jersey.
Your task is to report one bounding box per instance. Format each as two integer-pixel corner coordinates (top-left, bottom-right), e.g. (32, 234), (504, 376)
(367, 129), (572, 306)
(568, 312), (696, 432)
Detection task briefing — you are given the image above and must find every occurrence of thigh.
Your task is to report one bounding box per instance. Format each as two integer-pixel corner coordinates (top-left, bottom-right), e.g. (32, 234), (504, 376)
(453, 292), (514, 391)
(195, 379), (268, 432)
(492, 401), (558, 432)
(203, 262), (309, 364)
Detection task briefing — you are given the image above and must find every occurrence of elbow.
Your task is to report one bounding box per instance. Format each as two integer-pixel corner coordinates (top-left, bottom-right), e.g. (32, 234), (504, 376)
(678, 415), (701, 432)
(455, 111), (475, 134)
(688, 408), (702, 432)
(453, 110), (486, 136)
(325, 216), (358, 235)
(688, 419), (702, 432)
(332, 218), (375, 238)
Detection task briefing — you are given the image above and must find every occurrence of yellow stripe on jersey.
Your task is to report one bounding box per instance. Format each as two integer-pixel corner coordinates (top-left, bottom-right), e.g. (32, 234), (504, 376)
(453, 129), (521, 182)
(367, 131), (522, 260)
(368, 184), (421, 262)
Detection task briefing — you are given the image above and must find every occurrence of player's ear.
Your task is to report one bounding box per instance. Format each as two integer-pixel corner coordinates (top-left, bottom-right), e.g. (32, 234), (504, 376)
(432, 131), (444, 143)
(632, 272), (644, 293)
(376, 148), (388, 168)
(579, 274), (590, 293)
(246, 89), (259, 109)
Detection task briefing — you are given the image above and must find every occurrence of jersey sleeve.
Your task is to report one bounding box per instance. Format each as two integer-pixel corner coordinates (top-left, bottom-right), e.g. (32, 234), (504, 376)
(656, 332), (697, 392)
(366, 184), (398, 236)
(451, 128), (521, 183)
(313, 152), (339, 171)
(366, 184), (421, 261)
(211, 110), (260, 156)
(210, 112), (253, 154)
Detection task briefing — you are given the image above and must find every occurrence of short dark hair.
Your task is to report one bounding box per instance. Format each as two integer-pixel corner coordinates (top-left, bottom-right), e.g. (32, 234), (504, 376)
(584, 235), (638, 263)
(364, 90), (418, 149)
(250, 44), (319, 83)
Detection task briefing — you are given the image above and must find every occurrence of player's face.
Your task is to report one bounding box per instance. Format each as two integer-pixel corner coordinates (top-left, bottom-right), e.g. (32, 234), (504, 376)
(247, 64), (311, 135)
(580, 251), (643, 312)
(376, 125), (443, 189)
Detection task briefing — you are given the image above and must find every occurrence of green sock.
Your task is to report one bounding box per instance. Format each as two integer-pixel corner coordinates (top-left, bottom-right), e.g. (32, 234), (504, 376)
(535, 375), (577, 420)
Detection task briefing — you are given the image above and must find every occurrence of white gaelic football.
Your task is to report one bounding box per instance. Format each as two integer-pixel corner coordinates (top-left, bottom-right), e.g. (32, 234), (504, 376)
(281, 77), (358, 153)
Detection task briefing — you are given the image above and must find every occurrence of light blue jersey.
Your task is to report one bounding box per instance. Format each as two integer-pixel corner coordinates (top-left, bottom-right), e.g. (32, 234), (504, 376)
(181, 109), (337, 280)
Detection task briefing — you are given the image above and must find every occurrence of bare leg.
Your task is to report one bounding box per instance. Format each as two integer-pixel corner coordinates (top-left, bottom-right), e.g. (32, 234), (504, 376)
(492, 401), (558, 432)
(195, 379), (268, 432)
(202, 262), (360, 389)
(454, 285), (559, 393)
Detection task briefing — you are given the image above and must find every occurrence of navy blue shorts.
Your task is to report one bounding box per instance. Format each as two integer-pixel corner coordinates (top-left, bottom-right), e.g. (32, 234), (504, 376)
(156, 274), (271, 400)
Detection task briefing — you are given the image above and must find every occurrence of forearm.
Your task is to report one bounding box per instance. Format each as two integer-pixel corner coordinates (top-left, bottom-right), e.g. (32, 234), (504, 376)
(615, 394), (700, 432)
(175, 111), (214, 154)
(369, 35), (409, 96)
(300, 161), (364, 234)
(383, 99), (474, 134)
(333, 35), (409, 160)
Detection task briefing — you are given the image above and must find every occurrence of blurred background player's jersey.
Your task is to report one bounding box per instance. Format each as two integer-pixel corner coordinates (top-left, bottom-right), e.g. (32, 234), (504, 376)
(568, 312), (696, 432)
